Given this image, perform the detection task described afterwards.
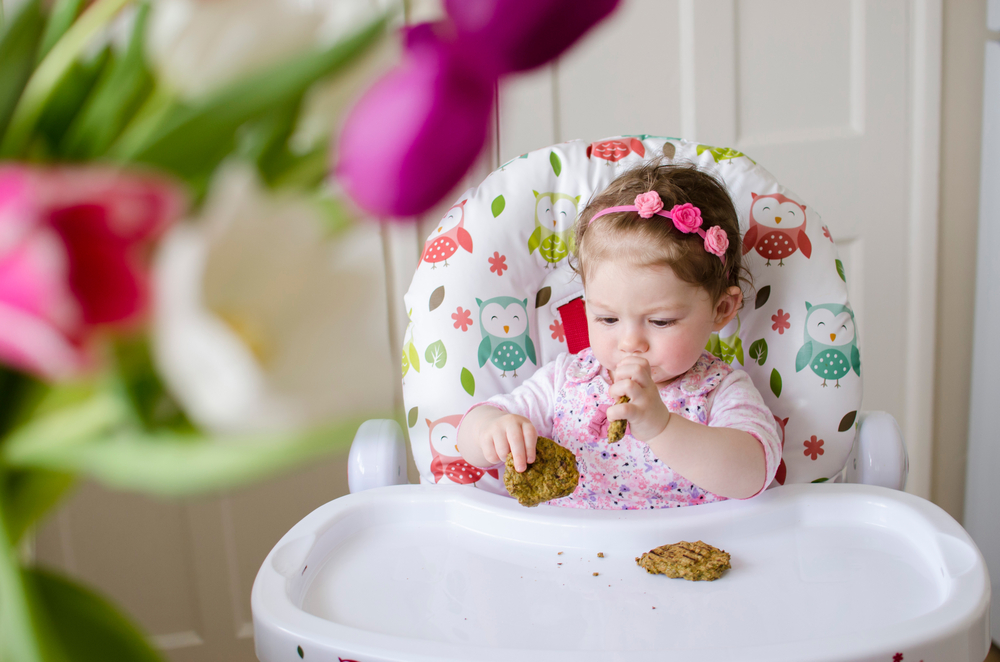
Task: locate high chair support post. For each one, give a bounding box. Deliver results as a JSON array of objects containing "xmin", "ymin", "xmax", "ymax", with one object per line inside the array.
[
  {"xmin": 845, "ymin": 411, "xmax": 908, "ymax": 490},
  {"xmin": 347, "ymin": 419, "xmax": 407, "ymax": 494}
]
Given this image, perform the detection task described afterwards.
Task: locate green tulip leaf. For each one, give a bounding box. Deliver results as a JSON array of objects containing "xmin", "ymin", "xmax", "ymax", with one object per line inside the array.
[
  {"xmin": 31, "ymin": 568, "xmax": 165, "ymax": 661},
  {"xmin": 429, "ymin": 285, "xmax": 445, "ymax": 311},
  {"xmin": 755, "ymin": 285, "xmax": 770, "ymax": 310},
  {"xmin": 836, "ymin": 259, "xmax": 846, "ymax": 282},
  {"xmin": 838, "ymin": 410, "xmax": 858, "ymax": 432},
  {"xmin": 0, "ymin": 0, "xmax": 45, "ymax": 141},
  {"xmin": 748, "ymin": 338, "xmax": 768, "ymax": 366},
  {"xmin": 407, "ymin": 407, "xmax": 418, "ymax": 428}
]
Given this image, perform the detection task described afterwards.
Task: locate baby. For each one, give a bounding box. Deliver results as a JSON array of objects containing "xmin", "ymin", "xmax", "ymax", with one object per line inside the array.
[{"xmin": 456, "ymin": 161, "xmax": 782, "ymax": 508}]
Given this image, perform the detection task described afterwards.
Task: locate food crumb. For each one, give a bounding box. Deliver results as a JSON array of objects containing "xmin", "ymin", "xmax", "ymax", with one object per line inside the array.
[
  {"xmin": 558, "ymin": 551, "xmax": 563, "ymax": 555},
  {"xmin": 593, "ymin": 572, "xmax": 599, "ymax": 576},
  {"xmin": 597, "ymin": 552, "xmax": 604, "ymax": 558},
  {"xmin": 557, "ymin": 563, "xmax": 562, "ymax": 566},
  {"xmin": 652, "ymin": 607, "xmax": 656, "ymax": 610}
]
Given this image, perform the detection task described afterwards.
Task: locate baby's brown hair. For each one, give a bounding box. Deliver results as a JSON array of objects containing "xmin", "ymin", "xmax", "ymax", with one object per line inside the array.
[{"xmin": 572, "ymin": 160, "xmax": 751, "ymax": 304}]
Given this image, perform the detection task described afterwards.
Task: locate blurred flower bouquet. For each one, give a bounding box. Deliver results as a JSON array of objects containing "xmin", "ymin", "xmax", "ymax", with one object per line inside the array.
[{"xmin": 0, "ymin": 0, "xmax": 394, "ymax": 659}]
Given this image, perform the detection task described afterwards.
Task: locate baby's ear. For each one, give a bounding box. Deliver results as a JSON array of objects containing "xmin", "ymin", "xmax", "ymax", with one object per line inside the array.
[{"xmin": 714, "ymin": 286, "xmax": 743, "ymax": 327}]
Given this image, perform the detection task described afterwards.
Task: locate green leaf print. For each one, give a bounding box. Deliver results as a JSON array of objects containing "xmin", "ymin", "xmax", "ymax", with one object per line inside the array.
[
  {"xmin": 549, "ymin": 151, "xmax": 562, "ymax": 176},
  {"xmin": 770, "ymin": 368, "xmax": 782, "ymax": 398},
  {"xmin": 407, "ymin": 407, "xmax": 418, "ymax": 428},
  {"xmin": 836, "ymin": 259, "xmax": 846, "ymax": 282},
  {"xmin": 407, "ymin": 341, "xmax": 420, "ymax": 373},
  {"xmin": 425, "ymin": 340, "xmax": 447, "ymax": 368},
  {"xmin": 749, "ymin": 338, "xmax": 768, "ymax": 366},
  {"xmin": 461, "ymin": 367, "xmax": 476, "ymax": 396},
  {"xmin": 811, "ymin": 477, "xmax": 829, "ymax": 483},
  {"xmin": 492, "ymin": 195, "xmax": 505, "ymax": 218}
]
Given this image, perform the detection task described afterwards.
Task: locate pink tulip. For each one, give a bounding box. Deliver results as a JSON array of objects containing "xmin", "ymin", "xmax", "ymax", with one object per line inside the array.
[
  {"xmin": 0, "ymin": 166, "xmax": 184, "ymax": 380},
  {"xmin": 336, "ymin": 24, "xmax": 494, "ymax": 218},
  {"xmin": 444, "ymin": 0, "xmax": 621, "ymax": 75}
]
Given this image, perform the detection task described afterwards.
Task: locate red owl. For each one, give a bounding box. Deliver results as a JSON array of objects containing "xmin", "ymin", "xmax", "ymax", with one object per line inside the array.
[
  {"xmin": 743, "ymin": 192, "xmax": 812, "ymax": 266},
  {"xmin": 419, "ymin": 199, "xmax": 473, "ymax": 268},
  {"xmin": 772, "ymin": 415, "xmax": 789, "ymax": 486},
  {"xmin": 586, "ymin": 138, "xmax": 645, "ymax": 163},
  {"xmin": 427, "ymin": 415, "xmax": 499, "ymax": 484}
]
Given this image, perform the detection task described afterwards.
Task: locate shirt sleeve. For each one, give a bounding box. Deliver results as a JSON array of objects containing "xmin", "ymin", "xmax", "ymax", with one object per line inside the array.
[
  {"xmin": 705, "ymin": 370, "xmax": 782, "ymax": 498},
  {"xmin": 458, "ymin": 352, "xmax": 571, "ymax": 440}
]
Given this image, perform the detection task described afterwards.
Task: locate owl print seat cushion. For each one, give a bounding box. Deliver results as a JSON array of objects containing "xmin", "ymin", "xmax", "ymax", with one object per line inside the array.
[{"xmin": 402, "ymin": 136, "xmax": 861, "ymax": 494}]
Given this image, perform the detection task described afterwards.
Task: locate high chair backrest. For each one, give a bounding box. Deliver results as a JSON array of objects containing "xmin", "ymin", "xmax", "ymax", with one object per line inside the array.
[{"xmin": 402, "ymin": 137, "xmax": 861, "ymax": 494}]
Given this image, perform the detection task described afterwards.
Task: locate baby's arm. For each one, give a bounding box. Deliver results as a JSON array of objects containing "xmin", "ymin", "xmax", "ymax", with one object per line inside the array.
[
  {"xmin": 456, "ymin": 355, "xmax": 563, "ymax": 473},
  {"xmin": 609, "ymin": 358, "xmax": 772, "ymax": 499}
]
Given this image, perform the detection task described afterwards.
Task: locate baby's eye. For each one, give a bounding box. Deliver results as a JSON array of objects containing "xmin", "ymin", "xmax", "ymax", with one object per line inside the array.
[
  {"xmin": 650, "ymin": 319, "xmax": 676, "ymax": 328},
  {"xmin": 594, "ymin": 316, "xmax": 618, "ymax": 325}
]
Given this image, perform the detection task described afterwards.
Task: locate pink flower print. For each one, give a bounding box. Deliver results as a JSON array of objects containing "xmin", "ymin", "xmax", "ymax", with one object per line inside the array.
[
  {"xmin": 771, "ymin": 309, "xmax": 790, "ymax": 334},
  {"xmin": 822, "ymin": 225, "xmax": 833, "ymax": 242},
  {"xmin": 452, "ymin": 306, "xmax": 472, "ymax": 331},
  {"xmin": 892, "ymin": 655, "xmax": 903, "ymax": 662},
  {"xmin": 804, "ymin": 435, "xmax": 824, "ymax": 460},
  {"xmin": 488, "ymin": 251, "xmax": 507, "ymax": 276},
  {"xmin": 588, "ymin": 403, "xmax": 611, "ymax": 439},
  {"xmin": 550, "ymin": 318, "xmax": 565, "ymax": 342}
]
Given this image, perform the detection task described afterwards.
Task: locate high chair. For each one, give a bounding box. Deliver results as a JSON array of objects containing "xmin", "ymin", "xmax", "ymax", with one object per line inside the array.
[{"xmin": 252, "ymin": 137, "xmax": 991, "ymax": 662}]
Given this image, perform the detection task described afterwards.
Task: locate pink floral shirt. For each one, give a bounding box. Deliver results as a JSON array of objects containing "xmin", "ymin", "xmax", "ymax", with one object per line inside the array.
[{"xmin": 470, "ymin": 349, "xmax": 781, "ymax": 509}]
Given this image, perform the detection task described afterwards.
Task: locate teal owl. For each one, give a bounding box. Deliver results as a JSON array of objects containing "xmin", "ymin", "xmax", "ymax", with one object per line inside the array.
[
  {"xmin": 527, "ymin": 190, "xmax": 580, "ymax": 268},
  {"xmin": 477, "ymin": 296, "xmax": 536, "ymax": 377},
  {"xmin": 795, "ymin": 302, "xmax": 861, "ymax": 388}
]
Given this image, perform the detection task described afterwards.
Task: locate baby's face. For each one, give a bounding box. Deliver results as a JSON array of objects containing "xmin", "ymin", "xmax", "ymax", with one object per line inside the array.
[{"xmin": 585, "ymin": 260, "xmax": 730, "ymax": 385}]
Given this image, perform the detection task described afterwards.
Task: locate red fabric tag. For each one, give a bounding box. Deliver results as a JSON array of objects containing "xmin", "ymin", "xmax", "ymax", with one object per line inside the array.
[{"xmin": 558, "ymin": 297, "xmax": 590, "ymax": 354}]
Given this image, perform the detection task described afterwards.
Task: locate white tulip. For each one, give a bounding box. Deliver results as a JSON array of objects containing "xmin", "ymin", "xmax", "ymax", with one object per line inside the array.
[
  {"xmin": 152, "ymin": 164, "xmax": 395, "ymax": 434},
  {"xmin": 146, "ymin": 0, "xmax": 398, "ymax": 99}
]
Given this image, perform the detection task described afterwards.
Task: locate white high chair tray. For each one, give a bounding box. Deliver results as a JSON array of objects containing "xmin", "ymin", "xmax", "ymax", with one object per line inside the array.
[{"xmin": 252, "ymin": 483, "xmax": 990, "ymax": 662}]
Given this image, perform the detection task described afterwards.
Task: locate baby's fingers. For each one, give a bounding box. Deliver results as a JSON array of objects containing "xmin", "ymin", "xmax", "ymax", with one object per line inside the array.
[
  {"xmin": 506, "ymin": 420, "xmax": 530, "ymax": 473},
  {"xmin": 484, "ymin": 434, "xmax": 509, "ymax": 465},
  {"xmin": 522, "ymin": 421, "xmax": 537, "ymax": 465}
]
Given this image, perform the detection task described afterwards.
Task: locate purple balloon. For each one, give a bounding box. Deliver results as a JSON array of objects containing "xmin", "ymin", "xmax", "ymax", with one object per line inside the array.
[
  {"xmin": 335, "ymin": 25, "xmax": 494, "ymax": 218},
  {"xmin": 445, "ymin": 0, "xmax": 621, "ymax": 74}
]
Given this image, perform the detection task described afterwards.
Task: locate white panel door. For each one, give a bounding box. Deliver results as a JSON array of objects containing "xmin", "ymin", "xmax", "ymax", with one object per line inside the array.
[{"xmin": 499, "ymin": 0, "xmax": 941, "ymax": 497}]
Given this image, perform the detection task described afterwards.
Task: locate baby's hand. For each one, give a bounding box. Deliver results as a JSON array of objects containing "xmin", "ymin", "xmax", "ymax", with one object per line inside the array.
[
  {"xmin": 480, "ymin": 413, "xmax": 537, "ymax": 473},
  {"xmin": 608, "ymin": 356, "xmax": 671, "ymax": 442}
]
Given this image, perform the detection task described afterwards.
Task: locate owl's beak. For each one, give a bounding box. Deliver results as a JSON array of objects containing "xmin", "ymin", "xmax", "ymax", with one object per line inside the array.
[
  {"xmin": 774, "ymin": 216, "xmax": 782, "ymax": 224},
  {"xmin": 830, "ymin": 333, "xmax": 837, "ymax": 341},
  {"xmin": 455, "ymin": 445, "xmax": 459, "ymax": 452},
  {"xmin": 504, "ymin": 325, "xmax": 510, "ymax": 334},
  {"xmin": 437, "ymin": 226, "xmax": 442, "ymax": 232},
  {"xmin": 552, "ymin": 220, "xmax": 557, "ymax": 227}
]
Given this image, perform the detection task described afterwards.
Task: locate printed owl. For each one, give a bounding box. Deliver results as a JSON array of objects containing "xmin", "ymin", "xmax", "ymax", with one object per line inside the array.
[
  {"xmin": 586, "ymin": 138, "xmax": 645, "ymax": 163},
  {"xmin": 527, "ymin": 191, "xmax": 580, "ymax": 268},
  {"xmin": 477, "ymin": 296, "xmax": 536, "ymax": 377},
  {"xmin": 743, "ymin": 193, "xmax": 812, "ymax": 266},
  {"xmin": 795, "ymin": 302, "xmax": 861, "ymax": 388},
  {"xmin": 419, "ymin": 200, "xmax": 473, "ymax": 268},
  {"xmin": 427, "ymin": 415, "xmax": 498, "ymax": 484}
]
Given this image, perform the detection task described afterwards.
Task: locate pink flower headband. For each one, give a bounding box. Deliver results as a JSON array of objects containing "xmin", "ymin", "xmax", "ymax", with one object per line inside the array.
[{"xmin": 589, "ymin": 191, "xmax": 729, "ymax": 259}]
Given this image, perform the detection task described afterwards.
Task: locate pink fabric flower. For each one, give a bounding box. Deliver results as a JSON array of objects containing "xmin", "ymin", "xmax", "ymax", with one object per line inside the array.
[
  {"xmin": 452, "ymin": 306, "xmax": 472, "ymax": 331},
  {"xmin": 550, "ymin": 319, "xmax": 564, "ymax": 342},
  {"xmin": 804, "ymin": 435, "xmax": 824, "ymax": 460},
  {"xmin": 488, "ymin": 251, "xmax": 507, "ymax": 276},
  {"xmin": 771, "ymin": 309, "xmax": 790, "ymax": 334},
  {"xmin": 0, "ymin": 166, "xmax": 183, "ymax": 380},
  {"xmin": 669, "ymin": 203, "xmax": 702, "ymax": 233},
  {"xmin": 703, "ymin": 225, "xmax": 729, "ymax": 256},
  {"xmin": 633, "ymin": 191, "xmax": 663, "ymax": 218},
  {"xmin": 822, "ymin": 225, "xmax": 833, "ymax": 242}
]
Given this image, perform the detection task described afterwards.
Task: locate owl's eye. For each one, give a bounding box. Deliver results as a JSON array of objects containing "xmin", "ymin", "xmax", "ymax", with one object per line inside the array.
[
  {"xmin": 817, "ymin": 322, "xmax": 826, "ymax": 326},
  {"xmin": 560, "ymin": 211, "xmax": 567, "ymax": 216},
  {"xmin": 513, "ymin": 315, "xmax": 519, "ymax": 321},
  {"xmin": 439, "ymin": 435, "xmax": 450, "ymax": 442},
  {"xmin": 491, "ymin": 316, "xmax": 498, "ymax": 321},
  {"xmin": 762, "ymin": 206, "xmax": 770, "ymax": 211},
  {"xmin": 841, "ymin": 324, "xmax": 847, "ymax": 330},
  {"xmin": 787, "ymin": 210, "xmax": 796, "ymax": 216},
  {"xmin": 545, "ymin": 208, "xmax": 551, "ymax": 213}
]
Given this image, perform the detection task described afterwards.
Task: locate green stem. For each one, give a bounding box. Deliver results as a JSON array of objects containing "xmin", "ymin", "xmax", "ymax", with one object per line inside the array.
[
  {"xmin": 0, "ymin": 0, "xmax": 133, "ymax": 157},
  {"xmin": 0, "ymin": 479, "xmax": 46, "ymax": 662}
]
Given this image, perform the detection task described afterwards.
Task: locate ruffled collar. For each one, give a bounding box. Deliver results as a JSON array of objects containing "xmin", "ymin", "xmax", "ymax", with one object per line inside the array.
[{"xmin": 567, "ymin": 347, "xmax": 732, "ymax": 397}]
